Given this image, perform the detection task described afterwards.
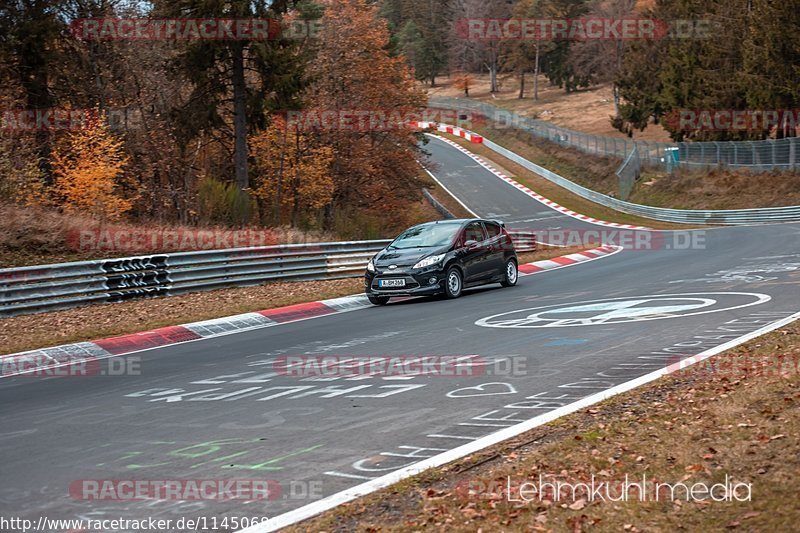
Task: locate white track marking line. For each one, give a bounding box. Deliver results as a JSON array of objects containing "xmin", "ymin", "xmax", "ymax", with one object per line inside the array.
[
  {"xmin": 238, "ymin": 309, "xmax": 800, "ymax": 533},
  {"xmin": 421, "ymin": 167, "xmax": 479, "ymax": 218}
]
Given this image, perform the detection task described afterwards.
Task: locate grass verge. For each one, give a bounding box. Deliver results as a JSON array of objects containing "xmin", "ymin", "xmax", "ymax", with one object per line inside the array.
[
  {"xmin": 0, "ymin": 197, "xmax": 444, "ymax": 269},
  {"xmin": 288, "ymin": 317, "xmax": 800, "ymax": 532}
]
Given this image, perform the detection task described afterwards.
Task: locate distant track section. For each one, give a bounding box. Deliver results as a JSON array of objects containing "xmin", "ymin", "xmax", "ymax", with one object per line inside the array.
[{"xmin": 428, "ymin": 120, "xmax": 800, "ymax": 225}]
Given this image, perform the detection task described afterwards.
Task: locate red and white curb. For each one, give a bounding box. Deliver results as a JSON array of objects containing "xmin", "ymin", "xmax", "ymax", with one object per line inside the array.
[
  {"xmin": 0, "ymin": 247, "xmax": 619, "ymax": 378},
  {"xmin": 431, "ymin": 133, "xmax": 650, "ymax": 230},
  {"xmin": 412, "ymin": 121, "xmax": 484, "ymax": 143},
  {"xmin": 518, "ymin": 244, "xmax": 621, "ymax": 275},
  {"xmin": 0, "ymin": 295, "xmax": 371, "ymax": 379}
]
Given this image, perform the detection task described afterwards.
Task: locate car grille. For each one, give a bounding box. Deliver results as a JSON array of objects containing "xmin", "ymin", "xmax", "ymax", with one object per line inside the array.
[{"xmin": 371, "ymin": 275, "xmax": 420, "ymax": 291}]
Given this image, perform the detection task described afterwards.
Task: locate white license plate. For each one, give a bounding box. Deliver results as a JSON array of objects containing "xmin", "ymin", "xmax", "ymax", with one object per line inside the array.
[{"xmin": 379, "ymin": 279, "xmax": 406, "ymax": 288}]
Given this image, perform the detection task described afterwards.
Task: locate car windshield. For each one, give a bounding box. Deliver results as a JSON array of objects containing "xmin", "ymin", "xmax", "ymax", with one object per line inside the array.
[{"xmin": 389, "ymin": 223, "xmax": 461, "ymax": 249}]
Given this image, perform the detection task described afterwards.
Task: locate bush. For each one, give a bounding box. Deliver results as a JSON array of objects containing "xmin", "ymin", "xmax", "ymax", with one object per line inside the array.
[{"xmin": 197, "ymin": 178, "xmax": 255, "ymax": 227}]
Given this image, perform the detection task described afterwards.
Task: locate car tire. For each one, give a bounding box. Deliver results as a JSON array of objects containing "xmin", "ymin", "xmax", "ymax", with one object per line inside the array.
[
  {"xmin": 368, "ymin": 295, "xmax": 390, "ymax": 306},
  {"xmin": 500, "ymin": 258, "xmax": 518, "ymax": 287},
  {"xmin": 444, "ymin": 267, "xmax": 463, "ymax": 299}
]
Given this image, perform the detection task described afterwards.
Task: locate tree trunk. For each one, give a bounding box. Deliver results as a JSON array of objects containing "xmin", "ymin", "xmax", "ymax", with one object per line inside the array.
[
  {"xmin": 22, "ymin": 60, "xmax": 54, "ymax": 185},
  {"xmin": 291, "ymin": 181, "xmax": 300, "ymax": 227},
  {"xmin": 518, "ymin": 71, "xmax": 525, "ymax": 99},
  {"xmin": 613, "ymin": 84, "xmax": 621, "ymax": 118},
  {"xmin": 231, "ymin": 42, "xmax": 249, "ymax": 192},
  {"xmin": 489, "ymin": 45, "xmax": 499, "ymax": 93},
  {"xmin": 274, "ymin": 126, "xmax": 288, "ymax": 224},
  {"xmin": 533, "ymin": 43, "xmax": 540, "ymax": 101}
]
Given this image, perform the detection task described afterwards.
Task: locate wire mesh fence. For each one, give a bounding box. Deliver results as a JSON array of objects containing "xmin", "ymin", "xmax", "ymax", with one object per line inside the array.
[
  {"xmin": 430, "ymin": 97, "xmax": 800, "ymax": 172},
  {"xmin": 616, "ymin": 145, "xmax": 640, "ymax": 200}
]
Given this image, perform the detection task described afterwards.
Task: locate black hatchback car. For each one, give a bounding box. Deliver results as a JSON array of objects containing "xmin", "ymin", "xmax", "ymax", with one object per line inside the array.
[{"xmin": 365, "ymin": 219, "xmax": 519, "ymax": 305}]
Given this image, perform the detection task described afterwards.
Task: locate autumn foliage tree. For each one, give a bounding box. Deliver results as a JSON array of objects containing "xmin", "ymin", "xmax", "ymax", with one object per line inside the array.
[
  {"xmin": 452, "ymin": 73, "xmax": 474, "ymax": 97},
  {"xmin": 52, "ymin": 111, "xmax": 134, "ymax": 219},
  {"xmin": 250, "ymin": 116, "xmax": 334, "ymax": 227},
  {"xmin": 308, "ymin": 0, "xmax": 428, "ymax": 231}
]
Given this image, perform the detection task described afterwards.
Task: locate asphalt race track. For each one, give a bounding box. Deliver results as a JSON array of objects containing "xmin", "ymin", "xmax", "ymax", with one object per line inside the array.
[{"xmin": 2, "ymin": 135, "xmax": 799, "ymax": 527}]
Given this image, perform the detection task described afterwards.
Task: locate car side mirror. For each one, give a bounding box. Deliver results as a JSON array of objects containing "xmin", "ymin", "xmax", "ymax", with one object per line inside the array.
[{"xmin": 464, "ymin": 239, "xmax": 479, "ymax": 249}]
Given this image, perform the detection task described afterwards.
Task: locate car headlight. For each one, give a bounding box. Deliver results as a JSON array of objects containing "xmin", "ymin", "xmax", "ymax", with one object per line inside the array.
[
  {"xmin": 367, "ymin": 258, "xmax": 376, "ymax": 273},
  {"xmin": 413, "ymin": 253, "xmax": 445, "ymax": 270}
]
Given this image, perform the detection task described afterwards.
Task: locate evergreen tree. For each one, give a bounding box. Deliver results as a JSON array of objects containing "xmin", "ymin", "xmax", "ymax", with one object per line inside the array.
[
  {"xmin": 155, "ymin": 0, "xmax": 311, "ymax": 198},
  {"xmin": 743, "ymin": 0, "xmax": 800, "ymax": 138},
  {"xmin": 541, "ymin": 0, "xmax": 591, "ymax": 93}
]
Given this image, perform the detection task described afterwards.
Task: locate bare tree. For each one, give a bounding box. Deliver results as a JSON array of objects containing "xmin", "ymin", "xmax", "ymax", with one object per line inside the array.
[
  {"xmin": 568, "ymin": 0, "xmax": 637, "ymax": 117},
  {"xmin": 448, "ymin": 0, "xmax": 512, "ymax": 93}
]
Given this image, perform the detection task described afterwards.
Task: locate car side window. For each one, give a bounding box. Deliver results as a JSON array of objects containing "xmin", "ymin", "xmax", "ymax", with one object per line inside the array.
[
  {"xmin": 484, "ymin": 222, "xmax": 502, "ymax": 239},
  {"xmin": 464, "ymin": 222, "xmax": 485, "ymax": 243}
]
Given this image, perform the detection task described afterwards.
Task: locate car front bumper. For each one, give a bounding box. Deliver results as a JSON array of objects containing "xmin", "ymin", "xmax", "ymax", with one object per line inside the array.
[{"xmin": 365, "ymin": 267, "xmax": 445, "ymax": 297}]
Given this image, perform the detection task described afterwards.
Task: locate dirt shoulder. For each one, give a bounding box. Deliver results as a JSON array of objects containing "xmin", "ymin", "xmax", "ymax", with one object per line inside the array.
[
  {"xmin": 289, "ymin": 317, "xmax": 800, "ymax": 532},
  {"xmin": 0, "ymin": 204, "xmax": 341, "ymax": 268},
  {"xmin": 425, "ymin": 76, "xmax": 672, "ymax": 143},
  {"xmin": 0, "ymin": 196, "xmax": 443, "ymax": 269},
  {"xmin": 0, "ymin": 278, "xmax": 362, "ymax": 355}
]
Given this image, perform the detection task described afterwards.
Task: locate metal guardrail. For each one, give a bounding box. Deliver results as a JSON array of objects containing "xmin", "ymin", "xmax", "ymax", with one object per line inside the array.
[
  {"xmin": 509, "ymin": 232, "xmax": 537, "ymax": 252},
  {"xmin": 480, "ymin": 137, "xmax": 800, "ymax": 224},
  {"xmin": 0, "ymin": 241, "xmax": 389, "ymax": 317},
  {"xmin": 430, "ymin": 96, "xmax": 800, "ymax": 171},
  {"xmin": 421, "ymin": 188, "xmax": 455, "ymax": 219},
  {"xmin": 0, "ymin": 232, "xmax": 537, "ymax": 317}
]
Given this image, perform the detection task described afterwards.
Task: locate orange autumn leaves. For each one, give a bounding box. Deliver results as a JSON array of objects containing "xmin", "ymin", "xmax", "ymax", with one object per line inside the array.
[
  {"xmin": 40, "ymin": 0, "xmax": 426, "ymax": 230},
  {"xmin": 250, "ymin": 117, "xmax": 335, "ymax": 221},
  {"xmin": 251, "ymin": 0, "xmax": 428, "ymax": 227},
  {"xmin": 52, "ymin": 110, "xmax": 134, "ymax": 219}
]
